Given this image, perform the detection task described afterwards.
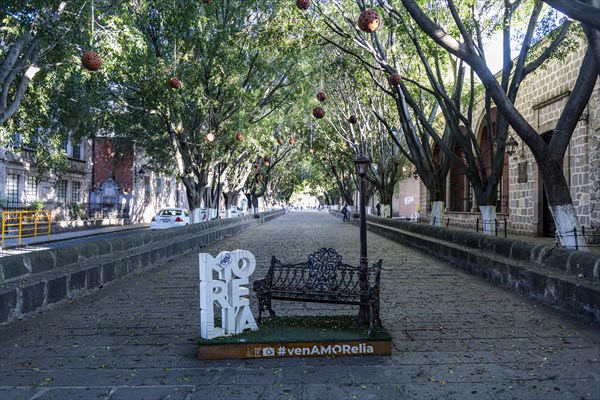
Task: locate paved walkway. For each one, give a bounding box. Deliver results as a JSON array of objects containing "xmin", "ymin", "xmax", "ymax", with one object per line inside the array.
[{"xmin": 0, "ymin": 212, "xmax": 598, "ymax": 400}]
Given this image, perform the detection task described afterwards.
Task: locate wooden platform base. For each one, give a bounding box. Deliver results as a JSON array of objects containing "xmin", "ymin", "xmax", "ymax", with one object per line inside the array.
[{"xmin": 197, "ymin": 339, "xmax": 392, "ymax": 360}]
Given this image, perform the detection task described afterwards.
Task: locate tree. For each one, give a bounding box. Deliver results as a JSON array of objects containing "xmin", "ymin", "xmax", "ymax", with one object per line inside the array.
[
  {"xmin": 542, "ymin": 0, "xmax": 600, "ymax": 30},
  {"xmin": 322, "ymin": 59, "xmax": 405, "ymax": 217},
  {"xmin": 1, "ymin": 1, "xmax": 73, "ymax": 126},
  {"xmin": 399, "ymin": 0, "xmax": 597, "ymax": 250},
  {"xmin": 310, "ymin": 0, "xmax": 460, "ymax": 226},
  {"xmin": 94, "ymin": 0, "xmax": 308, "ymax": 210}
]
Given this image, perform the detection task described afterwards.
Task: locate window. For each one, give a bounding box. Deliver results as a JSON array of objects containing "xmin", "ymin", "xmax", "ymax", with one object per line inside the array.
[
  {"xmin": 144, "ymin": 177, "xmax": 151, "ymax": 202},
  {"xmin": 10, "ymin": 133, "xmax": 22, "ymax": 147},
  {"xmin": 56, "ymin": 180, "xmax": 67, "ymax": 203},
  {"xmin": 6, "ymin": 174, "xmax": 20, "ymax": 207},
  {"xmin": 156, "ymin": 178, "xmax": 162, "ymax": 194},
  {"xmin": 71, "ymin": 181, "xmax": 81, "ymax": 203},
  {"xmin": 72, "ymin": 140, "xmax": 82, "ymax": 160},
  {"xmin": 61, "ymin": 140, "xmax": 69, "ymax": 154},
  {"xmin": 26, "ymin": 176, "xmax": 38, "ymax": 202}
]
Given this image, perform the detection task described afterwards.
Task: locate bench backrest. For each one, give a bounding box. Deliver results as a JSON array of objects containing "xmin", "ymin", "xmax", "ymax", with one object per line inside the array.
[{"xmin": 266, "ymin": 248, "xmax": 379, "ymax": 295}]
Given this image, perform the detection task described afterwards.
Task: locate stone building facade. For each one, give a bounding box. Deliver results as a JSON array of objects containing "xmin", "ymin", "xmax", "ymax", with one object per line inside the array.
[
  {"xmin": 418, "ymin": 42, "xmax": 599, "ymax": 239},
  {"xmin": 0, "ymin": 137, "xmax": 93, "ymax": 219},
  {"xmin": 0, "ymin": 136, "xmax": 187, "ymax": 225}
]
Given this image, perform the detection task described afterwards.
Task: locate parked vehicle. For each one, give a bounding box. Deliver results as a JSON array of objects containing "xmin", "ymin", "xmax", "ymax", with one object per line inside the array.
[{"xmin": 150, "ymin": 208, "xmax": 190, "ymax": 230}]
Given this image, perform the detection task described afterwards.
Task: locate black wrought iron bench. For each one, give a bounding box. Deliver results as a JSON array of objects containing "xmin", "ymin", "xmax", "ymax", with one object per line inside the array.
[{"xmin": 252, "ymin": 248, "xmax": 382, "ymax": 335}]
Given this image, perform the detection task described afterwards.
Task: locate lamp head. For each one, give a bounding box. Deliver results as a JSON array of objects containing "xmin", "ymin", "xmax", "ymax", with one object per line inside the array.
[
  {"xmin": 506, "ymin": 135, "xmax": 518, "ymax": 156},
  {"xmin": 354, "ymin": 155, "xmax": 371, "ymax": 178}
]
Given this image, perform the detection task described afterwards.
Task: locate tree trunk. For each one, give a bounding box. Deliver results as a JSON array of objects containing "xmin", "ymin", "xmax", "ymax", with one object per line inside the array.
[
  {"xmin": 430, "ymin": 201, "xmax": 444, "ymax": 227},
  {"xmin": 540, "ymin": 160, "xmax": 589, "ymax": 250},
  {"xmin": 479, "ymin": 205, "xmax": 497, "ymax": 236},
  {"xmin": 383, "ymin": 205, "xmax": 392, "ymax": 218}
]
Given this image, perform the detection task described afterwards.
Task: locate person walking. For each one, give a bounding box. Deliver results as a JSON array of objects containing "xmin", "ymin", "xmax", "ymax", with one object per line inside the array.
[
  {"xmin": 376, "ymin": 203, "xmax": 381, "ymax": 216},
  {"xmin": 341, "ymin": 205, "xmax": 348, "ymax": 222}
]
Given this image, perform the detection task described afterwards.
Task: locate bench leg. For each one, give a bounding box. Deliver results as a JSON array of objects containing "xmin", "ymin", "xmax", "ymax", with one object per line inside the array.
[
  {"xmin": 257, "ymin": 297, "xmax": 275, "ymax": 325},
  {"xmin": 367, "ymin": 302, "xmax": 380, "ymax": 338}
]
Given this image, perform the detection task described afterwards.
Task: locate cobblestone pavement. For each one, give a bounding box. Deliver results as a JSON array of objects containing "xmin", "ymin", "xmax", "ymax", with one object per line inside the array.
[{"xmin": 1, "ymin": 211, "xmax": 599, "ymax": 400}]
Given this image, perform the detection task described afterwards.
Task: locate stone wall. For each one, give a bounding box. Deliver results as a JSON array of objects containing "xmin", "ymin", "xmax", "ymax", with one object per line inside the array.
[
  {"xmin": 0, "ymin": 210, "xmax": 285, "ymax": 325},
  {"xmin": 333, "ymin": 211, "xmax": 600, "ymax": 322}
]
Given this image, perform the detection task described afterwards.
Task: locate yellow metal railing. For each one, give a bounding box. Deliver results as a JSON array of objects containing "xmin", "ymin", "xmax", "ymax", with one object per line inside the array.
[{"xmin": 1, "ymin": 210, "xmax": 52, "ymax": 247}]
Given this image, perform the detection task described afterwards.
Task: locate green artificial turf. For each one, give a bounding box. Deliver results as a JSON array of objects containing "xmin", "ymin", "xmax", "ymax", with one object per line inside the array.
[{"xmin": 198, "ymin": 315, "xmax": 391, "ymax": 345}]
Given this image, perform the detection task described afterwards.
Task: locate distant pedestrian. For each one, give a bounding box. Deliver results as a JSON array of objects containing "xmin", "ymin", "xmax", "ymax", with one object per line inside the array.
[
  {"xmin": 341, "ymin": 205, "xmax": 348, "ymax": 222},
  {"xmin": 376, "ymin": 203, "xmax": 381, "ymax": 216}
]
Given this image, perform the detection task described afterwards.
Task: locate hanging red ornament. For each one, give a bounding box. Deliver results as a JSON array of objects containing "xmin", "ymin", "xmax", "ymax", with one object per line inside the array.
[
  {"xmin": 289, "ymin": 137, "xmax": 295, "ymax": 145},
  {"xmin": 316, "ymin": 91, "xmax": 326, "ymax": 102},
  {"xmin": 388, "ymin": 73, "xmax": 402, "ymax": 86},
  {"xmin": 81, "ymin": 51, "xmax": 102, "ymax": 71},
  {"xmin": 358, "ymin": 10, "xmax": 381, "ymax": 33},
  {"xmin": 169, "ymin": 77, "xmax": 182, "ymax": 89},
  {"xmin": 313, "ymin": 106, "xmax": 325, "ymax": 119},
  {"xmin": 277, "ymin": 137, "xmax": 284, "ymax": 145},
  {"xmin": 236, "ymin": 133, "xmax": 244, "ymax": 141},
  {"xmin": 349, "ymin": 115, "xmax": 358, "ymax": 124},
  {"xmin": 254, "ymin": 163, "xmax": 260, "ymax": 169},
  {"xmin": 296, "ymin": 0, "xmax": 310, "ymax": 10}
]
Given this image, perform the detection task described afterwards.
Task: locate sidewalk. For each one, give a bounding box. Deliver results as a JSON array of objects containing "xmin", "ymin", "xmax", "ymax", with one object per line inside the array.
[{"xmin": 0, "ymin": 211, "xmax": 598, "ymax": 399}]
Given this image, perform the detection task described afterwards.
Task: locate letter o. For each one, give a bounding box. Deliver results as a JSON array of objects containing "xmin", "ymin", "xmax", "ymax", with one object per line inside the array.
[{"xmin": 231, "ymin": 250, "xmax": 256, "ymax": 278}]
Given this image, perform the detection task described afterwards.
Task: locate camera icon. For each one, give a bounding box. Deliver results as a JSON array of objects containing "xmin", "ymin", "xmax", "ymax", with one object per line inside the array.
[{"xmin": 262, "ymin": 347, "xmax": 275, "ymax": 357}]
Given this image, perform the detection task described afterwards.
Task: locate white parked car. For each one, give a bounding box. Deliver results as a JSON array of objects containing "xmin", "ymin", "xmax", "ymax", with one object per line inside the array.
[{"xmin": 150, "ymin": 208, "xmax": 190, "ymax": 230}]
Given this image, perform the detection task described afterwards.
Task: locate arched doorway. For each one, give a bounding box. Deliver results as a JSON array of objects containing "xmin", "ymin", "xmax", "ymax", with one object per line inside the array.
[
  {"xmin": 478, "ymin": 109, "xmax": 509, "ymax": 213},
  {"xmin": 448, "ymin": 144, "xmax": 471, "ymax": 212}
]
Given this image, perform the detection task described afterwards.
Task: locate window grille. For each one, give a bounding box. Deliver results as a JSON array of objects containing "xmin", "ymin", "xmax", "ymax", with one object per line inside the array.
[
  {"xmin": 144, "ymin": 177, "xmax": 151, "ymax": 201},
  {"xmin": 26, "ymin": 176, "xmax": 38, "ymax": 201},
  {"xmin": 72, "ymin": 181, "xmax": 81, "ymax": 203},
  {"xmin": 6, "ymin": 174, "xmax": 20, "ymax": 207},
  {"xmin": 57, "ymin": 180, "xmax": 67, "ymax": 203},
  {"xmin": 72, "ymin": 140, "xmax": 82, "ymax": 159}
]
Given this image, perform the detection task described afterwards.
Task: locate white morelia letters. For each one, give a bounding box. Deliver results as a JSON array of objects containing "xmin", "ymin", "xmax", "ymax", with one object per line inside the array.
[{"xmin": 199, "ymin": 250, "xmax": 258, "ymax": 339}]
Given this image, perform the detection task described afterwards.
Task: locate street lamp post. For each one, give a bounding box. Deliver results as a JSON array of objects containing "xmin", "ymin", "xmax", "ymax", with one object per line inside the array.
[{"xmin": 354, "ymin": 155, "xmax": 371, "ymax": 325}]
